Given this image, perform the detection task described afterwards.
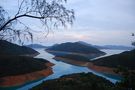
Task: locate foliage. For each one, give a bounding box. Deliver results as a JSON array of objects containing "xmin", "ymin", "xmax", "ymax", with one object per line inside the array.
[
  {"xmin": 0, "ymin": 55, "xmax": 49, "ymax": 77},
  {"xmin": 31, "ymin": 72, "xmax": 135, "ymax": 90},
  {"xmin": 114, "ymin": 67, "xmax": 135, "ymax": 90},
  {"xmin": 93, "ymin": 49, "xmax": 135, "ymax": 70},
  {"xmin": 31, "ymin": 73, "xmax": 114, "ymax": 90},
  {"xmin": 47, "ymin": 42, "xmax": 105, "ymax": 54}
]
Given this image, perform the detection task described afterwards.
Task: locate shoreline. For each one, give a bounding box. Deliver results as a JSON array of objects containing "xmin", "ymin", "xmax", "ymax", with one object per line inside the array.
[
  {"xmin": 0, "ymin": 62, "xmax": 54, "ymax": 87},
  {"xmin": 54, "ymin": 56, "xmax": 117, "ymax": 75}
]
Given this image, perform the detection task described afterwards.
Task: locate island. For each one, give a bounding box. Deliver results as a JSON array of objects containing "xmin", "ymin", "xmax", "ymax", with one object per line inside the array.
[{"xmin": 46, "ymin": 42, "xmax": 106, "ymax": 59}]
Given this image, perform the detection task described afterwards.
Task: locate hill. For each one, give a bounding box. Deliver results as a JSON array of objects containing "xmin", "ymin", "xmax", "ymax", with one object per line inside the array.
[
  {"xmin": 0, "ymin": 55, "xmax": 54, "ymax": 87},
  {"xmin": 0, "ymin": 40, "xmax": 54, "ymax": 87},
  {"xmin": 0, "ymin": 56, "xmax": 49, "ymax": 77},
  {"xmin": 46, "ymin": 42, "xmax": 105, "ymax": 55},
  {"xmin": 25, "ymin": 44, "xmax": 47, "ymax": 48},
  {"xmin": 31, "ymin": 73, "xmax": 114, "ymax": 90},
  {"xmin": 0, "ymin": 40, "xmax": 39, "ymax": 56},
  {"xmin": 78, "ymin": 41, "xmax": 134, "ymax": 50},
  {"xmin": 94, "ymin": 45, "xmax": 134, "ymax": 50},
  {"xmin": 92, "ymin": 49, "xmax": 135, "ymax": 70}
]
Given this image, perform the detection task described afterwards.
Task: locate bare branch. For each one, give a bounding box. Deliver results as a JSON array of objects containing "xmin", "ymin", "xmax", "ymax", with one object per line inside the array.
[{"xmin": 0, "ymin": 0, "xmax": 75, "ymax": 43}]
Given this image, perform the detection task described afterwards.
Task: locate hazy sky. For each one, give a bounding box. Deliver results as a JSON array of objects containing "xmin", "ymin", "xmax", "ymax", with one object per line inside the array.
[{"xmin": 1, "ymin": 0, "xmax": 135, "ymax": 46}]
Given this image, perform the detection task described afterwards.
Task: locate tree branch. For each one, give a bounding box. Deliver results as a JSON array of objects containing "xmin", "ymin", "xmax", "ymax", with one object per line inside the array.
[{"xmin": 0, "ymin": 14, "xmax": 48, "ymax": 31}]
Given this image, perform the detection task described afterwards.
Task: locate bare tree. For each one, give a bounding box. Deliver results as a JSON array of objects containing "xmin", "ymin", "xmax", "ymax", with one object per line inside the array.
[{"xmin": 0, "ymin": 0, "xmax": 74, "ymax": 44}]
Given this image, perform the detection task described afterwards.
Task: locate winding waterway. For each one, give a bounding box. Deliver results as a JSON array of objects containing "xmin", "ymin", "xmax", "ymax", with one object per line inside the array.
[{"xmin": 17, "ymin": 49, "xmax": 125, "ymax": 90}]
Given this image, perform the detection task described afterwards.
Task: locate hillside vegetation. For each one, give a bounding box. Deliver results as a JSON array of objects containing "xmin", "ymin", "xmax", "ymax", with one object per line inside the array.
[
  {"xmin": 0, "ymin": 40, "xmax": 39, "ymax": 56},
  {"xmin": 0, "ymin": 56, "xmax": 49, "ymax": 77},
  {"xmin": 93, "ymin": 49, "xmax": 135, "ymax": 70},
  {"xmin": 31, "ymin": 73, "xmax": 114, "ymax": 90},
  {"xmin": 46, "ymin": 42, "xmax": 105, "ymax": 55}
]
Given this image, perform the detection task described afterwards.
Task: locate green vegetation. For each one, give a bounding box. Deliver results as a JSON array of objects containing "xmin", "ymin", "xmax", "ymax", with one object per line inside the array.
[
  {"xmin": 93, "ymin": 49, "xmax": 135, "ymax": 70},
  {"xmin": 31, "ymin": 73, "xmax": 114, "ymax": 90},
  {"xmin": 0, "ymin": 56, "xmax": 49, "ymax": 77}
]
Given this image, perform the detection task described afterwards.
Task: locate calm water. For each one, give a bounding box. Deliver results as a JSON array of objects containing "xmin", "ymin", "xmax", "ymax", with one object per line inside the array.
[
  {"xmin": 17, "ymin": 49, "xmax": 125, "ymax": 90},
  {"xmin": 92, "ymin": 49, "xmax": 126, "ymax": 60}
]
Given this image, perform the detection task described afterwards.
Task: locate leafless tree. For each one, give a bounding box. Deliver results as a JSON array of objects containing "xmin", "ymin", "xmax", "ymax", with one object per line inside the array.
[{"xmin": 0, "ymin": 0, "xmax": 74, "ymax": 44}]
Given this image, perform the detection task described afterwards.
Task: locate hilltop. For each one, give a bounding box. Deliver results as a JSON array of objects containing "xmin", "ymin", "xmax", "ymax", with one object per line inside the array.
[{"xmin": 46, "ymin": 42, "xmax": 105, "ymax": 56}]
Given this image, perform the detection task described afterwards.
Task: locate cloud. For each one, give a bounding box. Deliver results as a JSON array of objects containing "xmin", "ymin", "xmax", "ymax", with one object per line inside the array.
[
  {"xmin": 69, "ymin": 0, "xmax": 135, "ymax": 31},
  {"xmin": 0, "ymin": 0, "xmax": 134, "ymax": 45}
]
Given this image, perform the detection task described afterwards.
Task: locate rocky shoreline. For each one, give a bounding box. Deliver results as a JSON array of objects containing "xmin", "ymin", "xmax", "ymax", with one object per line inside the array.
[{"xmin": 0, "ymin": 62, "xmax": 54, "ymax": 87}]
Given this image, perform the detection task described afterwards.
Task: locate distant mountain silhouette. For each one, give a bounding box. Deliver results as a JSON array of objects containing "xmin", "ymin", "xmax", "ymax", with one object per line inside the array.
[
  {"xmin": 0, "ymin": 40, "xmax": 39, "ymax": 56},
  {"xmin": 77, "ymin": 41, "xmax": 134, "ymax": 50},
  {"xmin": 46, "ymin": 42, "xmax": 105, "ymax": 55},
  {"xmin": 94, "ymin": 45, "xmax": 134, "ymax": 50},
  {"xmin": 93, "ymin": 49, "xmax": 135, "ymax": 70},
  {"xmin": 77, "ymin": 41, "xmax": 93, "ymax": 46},
  {"xmin": 26, "ymin": 44, "xmax": 47, "ymax": 48}
]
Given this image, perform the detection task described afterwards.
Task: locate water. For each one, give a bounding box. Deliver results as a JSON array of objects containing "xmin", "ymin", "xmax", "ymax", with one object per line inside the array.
[
  {"xmin": 91, "ymin": 49, "xmax": 126, "ymax": 60},
  {"xmin": 17, "ymin": 49, "xmax": 125, "ymax": 90}
]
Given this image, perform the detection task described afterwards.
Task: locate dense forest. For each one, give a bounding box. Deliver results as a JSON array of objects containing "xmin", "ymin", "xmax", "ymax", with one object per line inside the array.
[
  {"xmin": 31, "ymin": 72, "xmax": 135, "ymax": 90},
  {"xmin": 93, "ymin": 49, "xmax": 135, "ymax": 70}
]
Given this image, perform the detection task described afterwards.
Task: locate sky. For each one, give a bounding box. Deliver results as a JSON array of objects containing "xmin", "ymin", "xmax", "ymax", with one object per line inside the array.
[{"xmin": 0, "ymin": 0, "xmax": 135, "ymax": 46}]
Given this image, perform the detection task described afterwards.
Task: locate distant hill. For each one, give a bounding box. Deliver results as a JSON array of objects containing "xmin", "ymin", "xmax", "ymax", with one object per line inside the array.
[
  {"xmin": 25, "ymin": 44, "xmax": 47, "ymax": 48},
  {"xmin": 0, "ymin": 40, "xmax": 39, "ymax": 56},
  {"xmin": 77, "ymin": 41, "xmax": 92, "ymax": 46},
  {"xmin": 92, "ymin": 49, "xmax": 135, "ymax": 70},
  {"xmin": 77, "ymin": 41, "xmax": 134, "ymax": 50},
  {"xmin": 46, "ymin": 42, "xmax": 105, "ymax": 55},
  {"xmin": 94, "ymin": 45, "xmax": 134, "ymax": 50}
]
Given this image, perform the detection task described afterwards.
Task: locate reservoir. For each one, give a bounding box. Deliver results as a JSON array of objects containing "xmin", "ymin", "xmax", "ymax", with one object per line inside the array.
[{"xmin": 17, "ymin": 49, "xmax": 125, "ymax": 90}]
